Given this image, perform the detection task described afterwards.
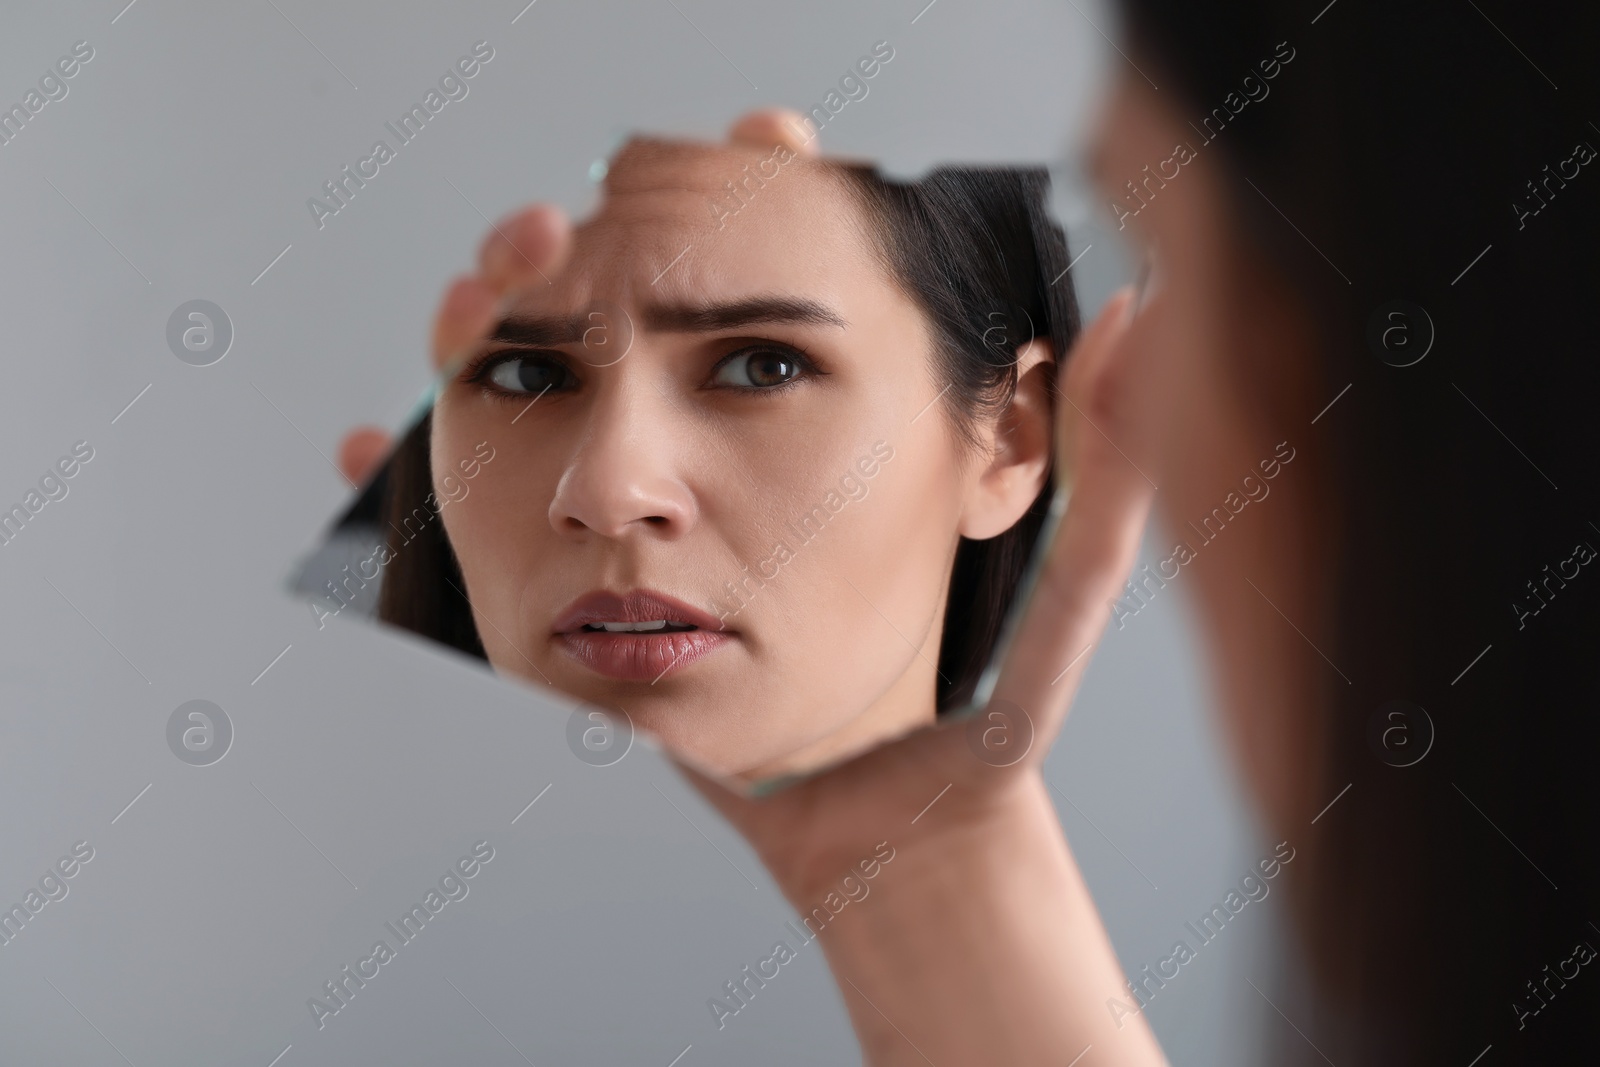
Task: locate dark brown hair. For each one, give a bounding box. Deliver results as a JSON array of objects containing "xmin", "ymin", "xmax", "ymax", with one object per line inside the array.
[
  {"xmin": 1116, "ymin": 1, "xmax": 1600, "ymax": 1061},
  {"xmin": 377, "ymin": 163, "xmax": 1082, "ymax": 714}
]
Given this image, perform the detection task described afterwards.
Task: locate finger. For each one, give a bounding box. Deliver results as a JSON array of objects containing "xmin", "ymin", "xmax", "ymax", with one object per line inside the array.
[
  {"xmin": 727, "ymin": 108, "xmax": 820, "ymax": 157},
  {"xmin": 337, "ymin": 426, "xmax": 393, "ymax": 486},
  {"xmin": 984, "ymin": 288, "xmax": 1153, "ymax": 750},
  {"xmin": 476, "ymin": 203, "xmax": 572, "ymax": 293},
  {"xmin": 431, "ymin": 274, "xmax": 500, "ymax": 373},
  {"xmin": 1057, "ymin": 286, "xmax": 1139, "ymax": 479}
]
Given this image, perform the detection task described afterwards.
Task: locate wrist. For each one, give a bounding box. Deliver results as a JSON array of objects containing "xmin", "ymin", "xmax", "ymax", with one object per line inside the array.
[
  {"xmin": 795, "ymin": 772, "xmax": 1166, "ymax": 1065},
  {"xmin": 769, "ymin": 766, "xmax": 1046, "ymax": 910}
]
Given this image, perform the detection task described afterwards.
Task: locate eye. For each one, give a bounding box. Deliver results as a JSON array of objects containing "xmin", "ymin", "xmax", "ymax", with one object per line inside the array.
[
  {"xmin": 470, "ymin": 353, "xmax": 576, "ymax": 397},
  {"xmin": 711, "ymin": 345, "xmax": 812, "ymax": 390}
]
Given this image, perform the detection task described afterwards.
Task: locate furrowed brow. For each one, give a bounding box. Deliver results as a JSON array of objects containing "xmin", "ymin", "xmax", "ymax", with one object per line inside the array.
[
  {"xmin": 641, "ymin": 296, "xmax": 847, "ymax": 332},
  {"xmin": 486, "ymin": 312, "xmax": 590, "ymax": 347},
  {"xmin": 485, "ymin": 297, "xmax": 847, "ymax": 347}
]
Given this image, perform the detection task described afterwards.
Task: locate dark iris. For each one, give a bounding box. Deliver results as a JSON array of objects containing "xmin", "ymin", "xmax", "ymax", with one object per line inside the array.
[
  {"xmin": 716, "ymin": 347, "xmax": 804, "ymax": 389},
  {"xmin": 486, "ymin": 355, "xmax": 574, "ymax": 395},
  {"xmin": 747, "ymin": 351, "xmax": 797, "ymax": 386}
]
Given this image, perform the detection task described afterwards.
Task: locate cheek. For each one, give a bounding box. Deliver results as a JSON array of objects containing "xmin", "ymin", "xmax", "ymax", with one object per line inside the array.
[
  {"xmin": 828, "ymin": 435, "xmax": 964, "ymax": 629},
  {"xmin": 720, "ymin": 404, "xmax": 962, "ymax": 653},
  {"xmin": 434, "ymin": 432, "xmax": 554, "ymax": 619}
]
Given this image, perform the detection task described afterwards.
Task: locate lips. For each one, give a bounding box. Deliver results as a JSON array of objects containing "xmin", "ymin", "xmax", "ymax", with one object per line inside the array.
[{"xmin": 552, "ymin": 589, "xmax": 734, "ymax": 683}]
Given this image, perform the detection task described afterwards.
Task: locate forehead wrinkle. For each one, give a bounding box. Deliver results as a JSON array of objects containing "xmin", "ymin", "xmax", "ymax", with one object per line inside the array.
[{"xmin": 500, "ymin": 152, "xmax": 893, "ymax": 332}]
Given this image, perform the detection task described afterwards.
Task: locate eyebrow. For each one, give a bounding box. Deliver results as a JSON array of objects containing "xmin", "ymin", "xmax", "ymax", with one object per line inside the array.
[
  {"xmin": 488, "ymin": 296, "xmax": 847, "ymax": 347},
  {"xmin": 642, "ymin": 296, "xmax": 847, "ymax": 333}
]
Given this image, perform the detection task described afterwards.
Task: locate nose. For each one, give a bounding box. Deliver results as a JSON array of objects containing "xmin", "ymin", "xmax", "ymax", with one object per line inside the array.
[{"xmin": 548, "ymin": 380, "xmax": 698, "ymax": 541}]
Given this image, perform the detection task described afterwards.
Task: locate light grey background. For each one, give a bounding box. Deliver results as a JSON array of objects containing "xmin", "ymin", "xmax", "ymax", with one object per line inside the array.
[{"xmin": 0, "ymin": 1, "xmax": 1287, "ymax": 1063}]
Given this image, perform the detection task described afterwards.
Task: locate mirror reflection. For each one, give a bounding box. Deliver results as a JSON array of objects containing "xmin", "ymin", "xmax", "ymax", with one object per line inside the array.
[{"xmin": 291, "ymin": 134, "xmax": 1082, "ymax": 788}]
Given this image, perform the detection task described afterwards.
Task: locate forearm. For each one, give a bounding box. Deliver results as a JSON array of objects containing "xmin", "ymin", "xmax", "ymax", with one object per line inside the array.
[{"xmin": 808, "ymin": 772, "xmax": 1168, "ymax": 1066}]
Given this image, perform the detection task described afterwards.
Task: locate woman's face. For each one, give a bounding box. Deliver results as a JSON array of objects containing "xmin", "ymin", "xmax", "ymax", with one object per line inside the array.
[{"xmin": 430, "ymin": 140, "xmax": 1031, "ymax": 781}]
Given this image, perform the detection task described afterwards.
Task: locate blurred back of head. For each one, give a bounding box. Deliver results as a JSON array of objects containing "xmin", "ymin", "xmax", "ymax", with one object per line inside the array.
[{"xmin": 1113, "ymin": 1, "xmax": 1600, "ymax": 1062}]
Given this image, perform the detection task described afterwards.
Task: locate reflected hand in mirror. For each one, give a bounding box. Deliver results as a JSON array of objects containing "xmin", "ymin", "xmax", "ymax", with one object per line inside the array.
[{"xmin": 305, "ymin": 109, "xmax": 1099, "ymax": 790}]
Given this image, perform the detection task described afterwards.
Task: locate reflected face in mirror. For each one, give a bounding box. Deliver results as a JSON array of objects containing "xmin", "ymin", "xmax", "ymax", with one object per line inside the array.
[{"xmin": 372, "ymin": 139, "xmax": 1070, "ymax": 785}]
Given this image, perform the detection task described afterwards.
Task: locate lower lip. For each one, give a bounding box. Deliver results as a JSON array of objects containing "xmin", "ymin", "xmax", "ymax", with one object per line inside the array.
[{"xmin": 555, "ymin": 629, "xmax": 734, "ymax": 683}]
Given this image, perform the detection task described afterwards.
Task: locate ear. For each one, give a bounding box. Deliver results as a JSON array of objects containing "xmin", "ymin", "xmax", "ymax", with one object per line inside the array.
[{"xmin": 957, "ymin": 337, "xmax": 1055, "ymax": 540}]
